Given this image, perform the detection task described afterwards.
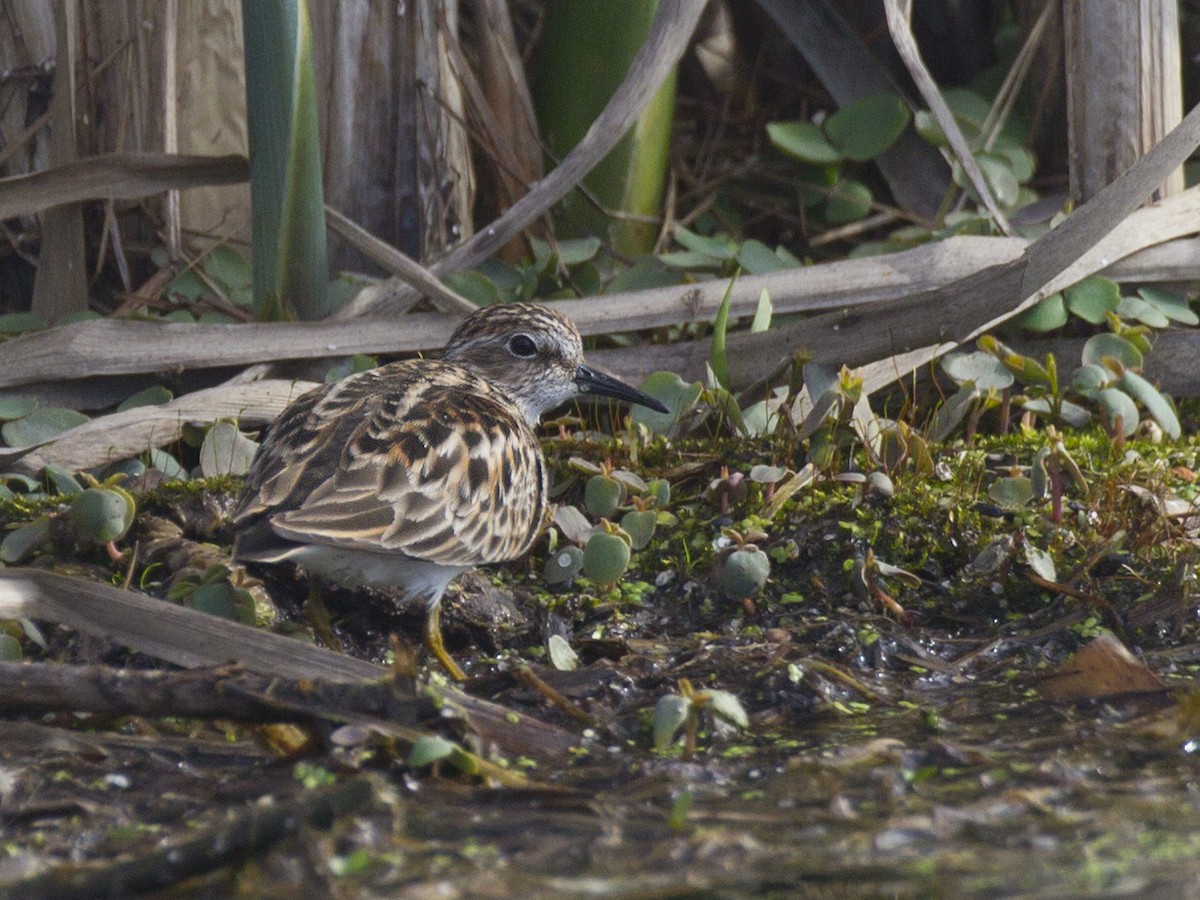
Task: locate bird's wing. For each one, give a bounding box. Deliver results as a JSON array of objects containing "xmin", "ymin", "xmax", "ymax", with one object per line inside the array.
[{"xmin": 263, "ymin": 373, "xmax": 547, "ymax": 567}]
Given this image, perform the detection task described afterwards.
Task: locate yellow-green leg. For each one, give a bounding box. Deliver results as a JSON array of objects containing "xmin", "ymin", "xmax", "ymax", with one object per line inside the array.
[
  {"xmin": 304, "ymin": 582, "xmax": 341, "ymax": 651},
  {"xmin": 424, "ymin": 599, "xmax": 467, "ymax": 682}
]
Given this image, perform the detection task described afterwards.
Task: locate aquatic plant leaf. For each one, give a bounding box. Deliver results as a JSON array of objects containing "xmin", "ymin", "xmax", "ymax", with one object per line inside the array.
[
  {"xmin": 1119, "ymin": 370, "xmax": 1180, "ymax": 439},
  {"xmin": 199, "ymin": 421, "xmax": 259, "ymax": 477},
  {"xmin": 767, "ymin": 120, "xmax": 841, "ymax": 164},
  {"xmin": 543, "ymin": 545, "xmax": 584, "ymax": 585},
  {"xmin": 632, "ymin": 372, "xmax": 702, "ymax": 435},
  {"xmin": 941, "ymin": 351, "xmax": 1014, "ymax": 391},
  {"xmin": 69, "ymin": 488, "xmax": 134, "ymax": 545},
  {"xmin": 551, "ymin": 506, "xmax": 594, "ymax": 545},
  {"xmin": 1137, "ymin": 286, "xmax": 1198, "ymax": 325},
  {"xmin": 825, "ymin": 93, "xmax": 909, "ymax": 161},
  {"xmin": 988, "ymin": 476, "xmax": 1034, "ymax": 509},
  {"xmin": 1097, "ymin": 388, "xmax": 1139, "ymax": 437},
  {"xmin": 1116, "ymin": 295, "xmax": 1170, "ymax": 329},
  {"xmin": 718, "ymin": 547, "xmax": 770, "ymax": 599},
  {"xmin": 1024, "ymin": 545, "xmax": 1057, "ymax": 582},
  {"xmin": 653, "ymin": 694, "xmax": 692, "ymax": 751},
  {"xmin": 585, "ymin": 475, "xmax": 625, "ymax": 518},
  {"xmin": 1015, "ymin": 293, "xmax": 1067, "ymax": 332},
  {"xmin": 704, "ymin": 689, "xmax": 749, "ymax": 729},
  {"xmin": 620, "ymin": 509, "xmax": 657, "ymax": 550},
  {"xmin": 582, "ymin": 531, "xmax": 632, "ymax": 587},
  {"xmin": 1065, "ymin": 276, "xmax": 1121, "ymax": 324},
  {"xmin": 407, "ymin": 735, "xmax": 459, "ymax": 769},
  {"xmin": 0, "ymin": 397, "xmax": 36, "ymax": 422},
  {"xmin": 116, "ymin": 386, "xmax": 174, "ymax": 412},
  {"xmin": 0, "ymin": 516, "xmax": 51, "ymax": 563},
  {"xmin": 2, "ymin": 407, "xmax": 89, "ymax": 447},
  {"xmin": 43, "ymin": 464, "xmax": 82, "ymax": 496},
  {"xmin": 1081, "ymin": 333, "xmax": 1142, "ymax": 372},
  {"xmin": 548, "ymin": 634, "xmax": 580, "ymax": 671},
  {"xmin": 825, "ymin": 178, "xmax": 872, "ymax": 224}
]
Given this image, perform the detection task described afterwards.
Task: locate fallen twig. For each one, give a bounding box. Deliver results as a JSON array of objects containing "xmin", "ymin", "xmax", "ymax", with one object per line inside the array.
[{"xmin": 1, "ymin": 776, "xmax": 373, "ymax": 900}]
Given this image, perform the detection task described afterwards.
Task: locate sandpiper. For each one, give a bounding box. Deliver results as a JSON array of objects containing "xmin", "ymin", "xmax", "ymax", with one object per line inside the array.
[{"xmin": 232, "ymin": 302, "xmax": 667, "ymax": 680}]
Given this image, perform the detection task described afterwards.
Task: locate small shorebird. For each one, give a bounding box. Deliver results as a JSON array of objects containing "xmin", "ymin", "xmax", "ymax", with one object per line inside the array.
[{"xmin": 232, "ymin": 302, "xmax": 666, "ymax": 680}]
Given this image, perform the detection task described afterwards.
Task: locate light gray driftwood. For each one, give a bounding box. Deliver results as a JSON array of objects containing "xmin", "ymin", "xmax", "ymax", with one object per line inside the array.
[
  {"xmin": 0, "ymin": 235, "xmax": 1023, "ymax": 389},
  {"xmin": 0, "ymin": 379, "xmax": 319, "ymax": 470},
  {"xmin": 1064, "ymin": 0, "xmax": 1183, "ymax": 204}
]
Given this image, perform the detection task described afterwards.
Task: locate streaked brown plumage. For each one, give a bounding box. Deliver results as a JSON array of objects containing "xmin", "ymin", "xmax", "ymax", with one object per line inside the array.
[{"xmin": 232, "ymin": 302, "xmax": 666, "ymax": 680}]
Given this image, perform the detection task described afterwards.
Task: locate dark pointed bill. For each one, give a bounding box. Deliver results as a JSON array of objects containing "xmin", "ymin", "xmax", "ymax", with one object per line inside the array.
[{"xmin": 576, "ymin": 364, "xmax": 669, "ymax": 413}]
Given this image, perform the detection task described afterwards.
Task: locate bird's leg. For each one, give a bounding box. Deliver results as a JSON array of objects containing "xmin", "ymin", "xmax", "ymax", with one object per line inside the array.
[
  {"xmin": 303, "ymin": 581, "xmax": 342, "ymax": 651},
  {"xmin": 425, "ymin": 597, "xmax": 467, "ymax": 682}
]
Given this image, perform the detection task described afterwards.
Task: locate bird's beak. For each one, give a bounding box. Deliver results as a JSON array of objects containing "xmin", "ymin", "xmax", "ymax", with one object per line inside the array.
[{"xmin": 576, "ymin": 364, "xmax": 669, "ymax": 413}]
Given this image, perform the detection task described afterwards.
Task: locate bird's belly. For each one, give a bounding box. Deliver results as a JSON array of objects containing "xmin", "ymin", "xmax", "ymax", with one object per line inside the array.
[{"xmin": 284, "ymin": 543, "xmax": 468, "ymax": 603}]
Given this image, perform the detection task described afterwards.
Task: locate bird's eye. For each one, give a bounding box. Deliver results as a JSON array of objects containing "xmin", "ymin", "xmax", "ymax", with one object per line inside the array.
[{"xmin": 507, "ymin": 334, "xmax": 538, "ymax": 358}]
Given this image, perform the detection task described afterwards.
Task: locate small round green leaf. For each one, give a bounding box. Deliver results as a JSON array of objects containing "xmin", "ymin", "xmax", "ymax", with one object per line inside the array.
[
  {"xmin": 1024, "ymin": 546, "xmax": 1057, "ymax": 582},
  {"xmin": 632, "ymin": 372, "xmax": 702, "ymax": 435},
  {"xmin": 585, "ymin": 475, "xmax": 625, "ymax": 518},
  {"xmin": 551, "ymin": 505, "xmax": 594, "ymax": 545},
  {"xmin": 673, "ymin": 227, "xmax": 738, "ymax": 261},
  {"xmin": 606, "ymin": 260, "xmax": 680, "ymax": 293},
  {"xmin": 557, "ymin": 237, "xmax": 602, "ymax": 266},
  {"xmin": 766, "ymin": 120, "xmax": 841, "ymax": 164},
  {"xmin": 0, "ymin": 516, "xmax": 51, "ymax": 563},
  {"xmin": 582, "ymin": 531, "xmax": 631, "ymax": 587},
  {"xmin": 0, "ymin": 396, "xmax": 37, "ymax": 422},
  {"xmin": 1137, "ymin": 287, "xmax": 1199, "ymax": 325},
  {"xmin": 988, "ymin": 476, "xmax": 1034, "ymax": 510},
  {"xmin": 1081, "ymin": 333, "xmax": 1142, "ymax": 371},
  {"xmin": 199, "ymin": 421, "xmax": 259, "ymax": 477},
  {"xmin": 944, "ymin": 88, "xmax": 991, "ymax": 129},
  {"xmin": 43, "ymin": 464, "xmax": 83, "ymax": 496},
  {"xmin": 185, "ymin": 582, "xmax": 240, "ymax": 620},
  {"xmin": 825, "ymin": 93, "xmax": 910, "ymax": 161},
  {"xmin": 619, "ymin": 509, "xmax": 657, "ymax": 550},
  {"xmin": 147, "ymin": 448, "xmax": 188, "ymax": 481},
  {"xmin": 1015, "ymin": 293, "xmax": 1067, "ymax": 332},
  {"xmin": 407, "ymin": 735, "xmax": 459, "ymax": 769},
  {"xmin": 117, "ymin": 386, "xmax": 174, "ymax": 412},
  {"xmin": 444, "ymin": 270, "xmax": 501, "ymax": 307},
  {"xmin": 1057, "ymin": 400, "xmax": 1092, "ymax": 429},
  {"xmin": 2, "ymin": 407, "xmax": 89, "ymax": 448},
  {"xmin": 993, "ymin": 144, "xmax": 1035, "ymax": 183},
  {"xmin": 736, "ymin": 240, "xmax": 789, "ymax": 275},
  {"xmin": 1116, "ymin": 295, "xmax": 1170, "ymax": 329},
  {"xmin": 543, "ymin": 545, "xmax": 584, "ymax": 585},
  {"xmin": 749, "ymin": 465, "xmax": 788, "ymax": 484},
  {"xmin": 1069, "ymin": 363, "xmax": 1112, "ymax": 398},
  {"xmin": 941, "ymin": 351, "xmax": 1015, "ymax": 391},
  {"xmin": 825, "ymin": 178, "xmax": 872, "ymax": 224},
  {"xmin": 610, "ymin": 470, "xmax": 648, "ymax": 494},
  {"xmin": 868, "ymin": 471, "xmax": 895, "ymax": 497},
  {"xmin": 645, "ymin": 479, "xmax": 671, "ymax": 508},
  {"xmin": 718, "ymin": 547, "xmax": 770, "ymax": 599},
  {"xmin": 961, "ymin": 155, "xmax": 1018, "ymax": 208},
  {"xmin": 70, "ymin": 488, "xmax": 134, "ymax": 545},
  {"xmin": 1065, "ymin": 276, "xmax": 1121, "ymax": 324}
]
